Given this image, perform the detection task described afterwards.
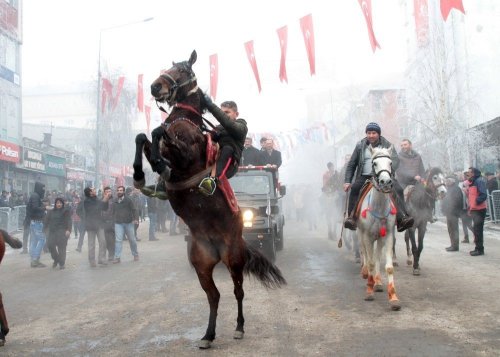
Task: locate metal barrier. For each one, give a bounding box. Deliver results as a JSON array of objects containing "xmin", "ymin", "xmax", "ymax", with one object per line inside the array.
[
  {"xmin": 0, "ymin": 205, "xmax": 27, "ymax": 234},
  {"xmin": 491, "ymin": 190, "xmax": 500, "ymax": 224}
]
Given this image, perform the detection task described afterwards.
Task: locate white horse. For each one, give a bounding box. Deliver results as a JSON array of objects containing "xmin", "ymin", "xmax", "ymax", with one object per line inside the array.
[{"xmin": 358, "ymin": 147, "xmax": 400, "ymax": 311}]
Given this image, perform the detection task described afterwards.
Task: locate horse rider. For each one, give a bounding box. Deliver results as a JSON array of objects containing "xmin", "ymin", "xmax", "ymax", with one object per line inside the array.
[
  {"xmin": 343, "ymin": 122, "xmax": 414, "ymax": 232},
  {"xmin": 396, "ymin": 138, "xmax": 426, "ymax": 189},
  {"xmin": 199, "ymin": 98, "xmax": 248, "ymax": 195}
]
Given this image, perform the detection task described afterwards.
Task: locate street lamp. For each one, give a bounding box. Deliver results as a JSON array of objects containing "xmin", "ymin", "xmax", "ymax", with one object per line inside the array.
[{"xmin": 95, "ymin": 17, "xmax": 154, "ymax": 189}]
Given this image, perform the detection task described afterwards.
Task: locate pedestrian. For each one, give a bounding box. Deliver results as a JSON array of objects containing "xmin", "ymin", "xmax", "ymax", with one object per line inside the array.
[
  {"xmin": 75, "ymin": 195, "xmax": 87, "ymax": 252},
  {"xmin": 44, "ymin": 198, "xmax": 72, "ymax": 269},
  {"xmin": 441, "ymin": 176, "xmax": 465, "ymax": 252},
  {"xmin": 485, "ymin": 172, "xmax": 498, "ymax": 221},
  {"xmin": 127, "ymin": 188, "xmax": 142, "ymax": 241},
  {"xmin": 458, "ymin": 172, "xmax": 474, "ymax": 243},
  {"xmin": 466, "ymin": 167, "xmax": 488, "ymax": 256},
  {"xmin": 146, "ymin": 196, "xmax": 159, "ymax": 241},
  {"xmin": 70, "ymin": 195, "xmax": 83, "ymax": 240},
  {"xmin": 157, "ymin": 199, "xmax": 168, "ymax": 233},
  {"xmin": 101, "ymin": 186, "xmax": 116, "ymax": 261},
  {"xmin": 27, "ymin": 182, "xmax": 48, "ymax": 268},
  {"xmin": 343, "ymin": 122, "xmax": 414, "ymax": 232},
  {"xmin": 112, "ymin": 186, "xmax": 139, "ymax": 263},
  {"xmin": 83, "ymin": 186, "xmax": 110, "ymax": 267},
  {"xmin": 167, "ymin": 201, "xmax": 179, "ymax": 236},
  {"xmin": 242, "ymin": 137, "xmax": 262, "ymax": 166}
]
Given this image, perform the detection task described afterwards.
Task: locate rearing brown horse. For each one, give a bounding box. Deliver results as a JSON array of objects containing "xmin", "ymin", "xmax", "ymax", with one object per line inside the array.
[
  {"xmin": 133, "ymin": 50, "xmax": 286, "ymax": 349},
  {"xmin": 0, "ymin": 229, "xmax": 23, "ymax": 346}
]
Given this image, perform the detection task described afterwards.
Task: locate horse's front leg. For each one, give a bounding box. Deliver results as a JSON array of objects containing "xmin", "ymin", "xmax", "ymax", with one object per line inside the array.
[
  {"xmin": 405, "ymin": 230, "xmax": 413, "ymax": 266},
  {"xmin": 133, "ymin": 133, "xmax": 149, "ymax": 188},
  {"xmin": 150, "ymin": 126, "xmax": 171, "ymax": 181},
  {"xmin": 384, "ymin": 232, "xmax": 401, "ymax": 311},
  {"xmin": 415, "ymin": 222, "xmax": 427, "ymax": 271},
  {"xmin": 409, "ymin": 228, "xmax": 420, "ymax": 275}
]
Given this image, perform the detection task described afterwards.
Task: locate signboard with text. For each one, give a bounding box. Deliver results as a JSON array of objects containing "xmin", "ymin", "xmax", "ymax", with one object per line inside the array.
[
  {"xmin": 46, "ymin": 154, "xmax": 66, "ymax": 177},
  {"xmin": 22, "ymin": 148, "xmax": 45, "ymax": 172},
  {"xmin": 0, "ymin": 140, "xmax": 20, "ymax": 163}
]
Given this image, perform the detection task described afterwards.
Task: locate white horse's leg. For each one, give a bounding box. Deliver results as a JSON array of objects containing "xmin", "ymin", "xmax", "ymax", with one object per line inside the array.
[
  {"xmin": 364, "ymin": 235, "xmax": 376, "ymax": 301},
  {"xmin": 359, "ymin": 233, "xmax": 369, "ymax": 279},
  {"xmin": 385, "ymin": 227, "xmax": 401, "ymax": 311},
  {"xmin": 374, "ymin": 239, "xmax": 384, "ymax": 292}
]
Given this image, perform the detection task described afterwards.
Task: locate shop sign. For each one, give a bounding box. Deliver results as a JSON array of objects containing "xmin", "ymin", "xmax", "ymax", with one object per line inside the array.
[
  {"xmin": 0, "ymin": 140, "xmax": 20, "ymax": 163},
  {"xmin": 23, "ymin": 148, "xmax": 45, "ymax": 172},
  {"xmin": 46, "ymin": 154, "xmax": 66, "ymax": 177}
]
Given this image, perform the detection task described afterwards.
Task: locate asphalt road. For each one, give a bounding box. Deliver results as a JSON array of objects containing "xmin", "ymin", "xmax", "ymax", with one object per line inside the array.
[{"xmin": 1, "ymin": 218, "xmax": 499, "ymax": 356}]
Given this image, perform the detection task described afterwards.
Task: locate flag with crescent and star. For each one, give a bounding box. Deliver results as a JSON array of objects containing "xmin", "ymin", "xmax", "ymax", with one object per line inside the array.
[
  {"xmin": 277, "ymin": 25, "xmax": 288, "ymax": 83},
  {"xmin": 440, "ymin": 0, "xmax": 465, "ymax": 21},
  {"xmin": 244, "ymin": 40, "xmax": 262, "ymax": 92},
  {"xmin": 137, "ymin": 74, "xmax": 144, "ymax": 112},
  {"xmin": 209, "ymin": 54, "xmax": 218, "ymax": 100},
  {"xmin": 299, "ymin": 14, "xmax": 315, "ymax": 76},
  {"xmin": 358, "ymin": 0, "xmax": 380, "ymax": 53},
  {"xmin": 414, "ymin": 0, "xmax": 429, "ymax": 47}
]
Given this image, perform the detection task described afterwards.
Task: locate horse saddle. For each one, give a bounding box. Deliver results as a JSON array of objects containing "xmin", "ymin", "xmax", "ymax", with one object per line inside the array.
[
  {"xmin": 353, "ymin": 180, "xmax": 373, "ymax": 220},
  {"xmin": 204, "ymin": 134, "xmax": 239, "ymax": 215}
]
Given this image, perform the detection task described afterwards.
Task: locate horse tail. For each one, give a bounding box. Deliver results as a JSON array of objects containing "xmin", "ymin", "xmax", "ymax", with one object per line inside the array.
[{"xmin": 243, "ymin": 244, "xmax": 287, "ymax": 289}]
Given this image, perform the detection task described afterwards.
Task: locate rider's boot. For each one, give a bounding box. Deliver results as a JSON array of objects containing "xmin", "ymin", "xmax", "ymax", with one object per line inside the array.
[
  {"xmin": 396, "ymin": 211, "xmax": 414, "ymax": 232},
  {"xmin": 344, "ymin": 213, "xmax": 357, "ymax": 230},
  {"xmin": 140, "ymin": 181, "xmax": 168, "ymax": 200},
  {"xmin": 199, "ymin": 177, "xmax": 217, "ymax": 196}
]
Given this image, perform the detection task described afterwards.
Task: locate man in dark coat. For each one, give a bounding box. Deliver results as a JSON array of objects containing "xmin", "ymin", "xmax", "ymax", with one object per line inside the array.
[
  {"xmin": 441, "ymin": 176, "xmax": 466, "ymax": 252},
  {"xmin": 83, "ymin": 186, "xmax": 110, "ymax": 267},
  {"xmin": 44, "ymin": 198, "xmax": 72, "ymax": 268},
  {"xmin": 343, "ymin": 122, "xmax": 414, "ymax": 232},
  {"xmin": 467, "ymin": 167, "xmax": 488, "ymax": 256},
  {"xmin": 112, "ymin": 186, "xmax": 139, "ymax": 263},
  {"xmin": 242, "ymin": 137, "xmax": 262, "ymax": 166},
  {"xmin": 261, "ymin": 138, "xmax": 282, "ymax": 168},
  {"xmin": 27, "ymin": 182, "xmax": 48, "ymax": 267},
  {"xmin": 200, "ymin": 99, "xmax": 248, "ymax": 195},
  {"xmin": 396, "ymin": 139, "xmax": 426, "ymax": 189}
]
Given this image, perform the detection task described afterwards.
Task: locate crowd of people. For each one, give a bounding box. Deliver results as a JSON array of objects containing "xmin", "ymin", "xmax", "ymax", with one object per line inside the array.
[{"xmin": 18, "ymin": 183, "xmax": 182, "ymax": 269}]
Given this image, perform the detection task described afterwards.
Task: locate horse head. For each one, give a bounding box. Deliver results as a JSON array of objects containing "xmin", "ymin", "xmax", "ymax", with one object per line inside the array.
[
  {"xmin": 370, "ymin": 147, "xmax": 393, "ymax": 193},
  {"xmin": 426, "ymin": 167, "xmax": 447, "ymax": 199}
]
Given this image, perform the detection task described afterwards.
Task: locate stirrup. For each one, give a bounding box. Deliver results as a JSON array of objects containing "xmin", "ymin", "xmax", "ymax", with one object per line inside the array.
[
  {"xmin": 199, "ymin": 177, "xmax": 217, "ymax": 196},
  {"xmin": 140, "ymin": 184, "xmax": 169, "ymax": 200}
]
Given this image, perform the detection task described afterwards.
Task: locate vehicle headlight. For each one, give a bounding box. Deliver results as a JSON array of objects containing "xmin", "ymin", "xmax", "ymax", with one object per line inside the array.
[{"xmin": 242, "ymin": 210, "xmax": 254, "ymax": 227}]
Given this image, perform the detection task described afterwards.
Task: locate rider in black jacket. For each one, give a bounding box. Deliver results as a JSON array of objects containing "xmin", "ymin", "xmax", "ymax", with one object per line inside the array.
[
  {"xmin": 343, "ymin": 122, "xmax": 414, "ymax": 232},
  {"xmin": 199, "ymin": 98, "xmax": 248, "ymax": 195}
]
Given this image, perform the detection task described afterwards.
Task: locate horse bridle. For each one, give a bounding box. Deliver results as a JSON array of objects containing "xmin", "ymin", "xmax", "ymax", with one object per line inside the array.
[
  {"xmin": 158, "ymin": 62, "xmax": 197, "ymax": 105},
  {"xmin": 372, "ymin": 154, "xmax": 393, "ymax": 189}
]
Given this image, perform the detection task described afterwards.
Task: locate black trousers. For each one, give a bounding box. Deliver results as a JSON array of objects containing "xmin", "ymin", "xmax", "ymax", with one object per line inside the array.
[
  {"xmin": 104, "ymin": 227, "xmax": 115, "ymax": 259},
  {"xmin": 216, "ymin": 146, "xmax": 237, "ymax": 179},
  {"xmin": 348, "ymin": 175, "xmax": 407, "ymax": 219},
  {"xmin": 471, "ymin": 209, "xmax": 486, "ymax": 252},
  {"xmin": 446, "ymin": 215, "xmax": 459, "ymax": 248},
  {"xmin": 48, "ymin": 233, "xmax": 68, "ymax": 267}
]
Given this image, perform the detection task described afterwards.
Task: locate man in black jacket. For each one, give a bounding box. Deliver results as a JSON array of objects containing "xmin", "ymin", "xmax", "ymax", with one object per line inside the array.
[
  {"xmin": 441, "ymin": 176, "xmax": 466, "ymax": 252},
  {"xmin": 261, "ymin": 138, "xmax": 282, "ymax": 168},
  {"xmin": 112, "ymin": 186, "xmax": 139, "ymax": 263},
  {"xmin": 27, "ymin": 182, "xmax": 48, "ymax": 267},
  {"xmin": 242, "ymin": 137, "xmax": 262, "ymax": 166},
  {"xmin": 343, "ymin": 122, "xmax": 414, "ymax": 232},
  {"xmin": 83, "ymin": 186, "xmax": 110, "ymax": 267},
  {"xmin": 199, "ymin": 99, "xmax": 248, "ymax": 195}
]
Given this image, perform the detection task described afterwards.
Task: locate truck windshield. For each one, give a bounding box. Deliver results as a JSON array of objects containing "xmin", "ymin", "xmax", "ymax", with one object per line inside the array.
[{"xmin": 230, "ymin": 175, "xmax": 271, "ymax": 195}]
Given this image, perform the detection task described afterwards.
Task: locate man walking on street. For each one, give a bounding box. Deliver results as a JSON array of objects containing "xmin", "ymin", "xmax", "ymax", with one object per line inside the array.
[
  {"xmin": 101, "ymin": 187, "xmax": 115, "ymax": 261},
  {"xmin": 112, "ymin": 186, "xmax": 139, "ymax": 263},
  {"xmin": 27, "ymin": 182, "xmax": 48, "ymax": 267},
  {"xmin": 466, "ymin": 167, "xmax": 488, "ymax": 256},
  {"xmin": 146, "ymin": 196, "xmax": 159, "ymax": 241},
  {"xmin": 83, "ymin": 187, "xmax": 110, "ymax": 267}
]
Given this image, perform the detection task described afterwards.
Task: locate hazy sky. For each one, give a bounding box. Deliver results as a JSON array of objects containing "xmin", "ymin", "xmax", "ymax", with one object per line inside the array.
[{"xmin": 22, "ymin": 0, "xmax": 409, "ymax": 132}]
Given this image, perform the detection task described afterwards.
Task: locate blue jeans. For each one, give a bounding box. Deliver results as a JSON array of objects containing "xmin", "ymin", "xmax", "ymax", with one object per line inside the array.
[
  {"xmin": 114, "ymin": 222, "xmax": 138, "ymax": 259},
  {"xmin": 148, "ymin": 213, "xmax": 157, "ymax": 240},
  {"xmin": 30, "ymin": 221, "xmax": 46, "ymax": 261}
]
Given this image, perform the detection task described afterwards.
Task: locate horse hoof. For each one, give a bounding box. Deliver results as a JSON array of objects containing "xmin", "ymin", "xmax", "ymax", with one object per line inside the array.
[
  {"xmin": 374, "ymin": 284, "xmax": 384, "ymax": 292},
  {"xmin": 406, "ymin": 259, "xmax": 412, "ymax": 266},
  {"xmin": 198, "ymin": 339, "xmax": 211, "ymax": 349},
  {"xmin": 133, "ymin": 177, "xmax": 145, "ymax": 189},
  {"xmin": 390, "ymin": 300, "xmax": 401, "ymax": 311},
  {"xmin": 413, "ymin": 268, "xmax": 420, "ymax": 276},
  {"xmin": 233, "ymin": 330, "xmax": 244, "ymax": 339},
  {"xmin": 365, "ymin": 294, "xmax": 375, "ymax": 301}
]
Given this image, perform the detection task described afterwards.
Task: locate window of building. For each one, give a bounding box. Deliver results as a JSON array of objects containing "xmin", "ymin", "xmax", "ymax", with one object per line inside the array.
[{"xmin": 0, "ymin": 34, "xmax": 17, "ymax": 72}]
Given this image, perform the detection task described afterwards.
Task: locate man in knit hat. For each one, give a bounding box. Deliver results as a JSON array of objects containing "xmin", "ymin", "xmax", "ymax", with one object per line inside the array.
[{"xmin": 343, "ymin": 122, "xmax": 414, "ymax": 232}]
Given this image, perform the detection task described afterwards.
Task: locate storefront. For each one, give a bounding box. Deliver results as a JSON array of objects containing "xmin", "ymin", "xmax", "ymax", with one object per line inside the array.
[{"xmin": 0, "ymin": 140, "xmax": 21, "ymax": 192}]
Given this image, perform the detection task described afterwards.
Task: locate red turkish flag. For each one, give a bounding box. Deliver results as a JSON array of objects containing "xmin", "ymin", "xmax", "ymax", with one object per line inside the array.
[
  {"xmin": 244, "ymin": 40, "xmax": 262, "ymax": 93},
  {"xmin": 440, "ymin": 0, "xmax": 465, "ymax": 21},
  {"xmin": 137, "ymin": 74, "xmax": 144, "ymax": 112},
  {"xmin": 101, "ymin": 78, "xmax": 113, "ymax": 114},
  {"xmin": 358, "ymin": 0, "xmax": 380, "ymax": 52},
  {"xmin": 209, "ymin": 54, "xmax": 218, "ymax": 100},
  {"xmin": 414, "ymin": 0, "xmax": 429, "ymax": 47},
  {"xmin": 299, "ymin": 14, "xmax": 315, "ymax": 76},
  {"xmin": 277, "ymin": 25, "xmax": 288, "ymax": 83},
  {"xmin": 144, "ymin": 105, "xmax": 151, "ymax": 134},
  {"xmin": 111, "ymin": 76, "xmax": 125, "ymax": 110}
]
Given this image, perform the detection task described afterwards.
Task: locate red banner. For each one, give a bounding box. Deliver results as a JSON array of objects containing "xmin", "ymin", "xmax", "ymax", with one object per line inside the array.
[
  {"xmin": 111, "ymin": 76, "xmax": 125, "ymax": 110},
  {"xmin": 145, "ymin": 105, "xmax": 151, "ymax": 134},
  {"xmin": 0, "ymin": 140, "xmax": 20, "ymax": 163},
  {"xmin": 244, "ymin": 40, "xmax": 262, "ymax": 93},
  {"xmin": 101, "ymin": 78, "xmax": 113, "ymax": 113},
  {"xmin": 277, "ymin": 26, "xmax": 288, "ymax": 83},
  {"xmin": 209, "ymin": 54, "xmax": 218, "ymax": 100},
  {"xmin": 299, "ymin": 14, "xmax": 315, "ymax": 76},
  {"xmin": 440, "ymin": 0, "xmax": 465, "ymax": 21},
  {"xmin": 137, "ymin": 74, "xmax": 144, "ymax": 112},
  {"xmin": 414, "ymin": 0, "xmax": 429, "ymax": 47},
  {"xmin": 358, "ymin": 0, "xmax": 380, "ymax": 52}
]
